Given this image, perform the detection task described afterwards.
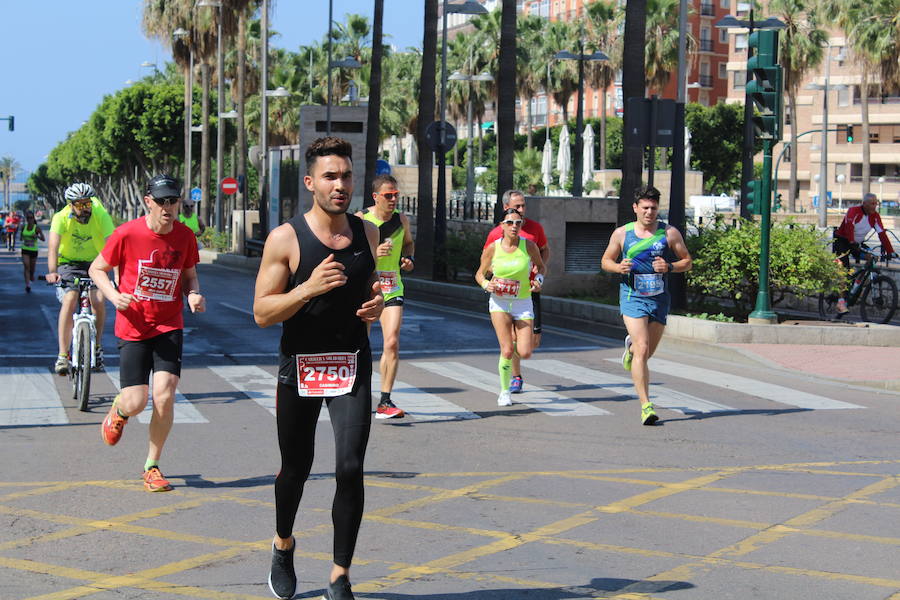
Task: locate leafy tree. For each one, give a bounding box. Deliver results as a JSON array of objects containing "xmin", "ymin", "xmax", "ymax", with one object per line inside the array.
[
  {"xmin": 584, "ymin": 0, "xmax": 622, "ymax": 170},
  {"xmin": 685, "ymin": 102, "xmax": 760, "ymax": 195}
]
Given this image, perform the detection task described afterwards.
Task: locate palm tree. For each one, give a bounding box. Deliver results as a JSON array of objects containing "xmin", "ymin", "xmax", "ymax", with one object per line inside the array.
[
  {"xmin": 417, "ymin": 0, "xmax": 438, "ymax": 276},
  {"xmin": 584, "ymin": 0, "xmax": 622, "ymax": 170},
  {"xmin": 644, "ymin": 0, "xmax": 684, "ymax": 95},
  {"xmin": 0, "ymin": 155, "xmax": 21, "ymax": 211},
  {"xmin": 769, "ymin": 0, "xmax": 826, "ymax": 212},
  {"xmin": 516, "ymin": 14, "xmax": 546, "ymax": 149},
  {"xmin": 363, "ymin": 0, "xmax": 385, "ymax": 209},
  {"xmin": 496, "ymin": 0, "xmax": 517, "ymax": 220},
  {"xmin": 545, "ymin": 20, "xmax": 580, "ymax": 125},
  {"xmin": 619, "ymin": 0, "xmax": 648, "ymax": 225}
]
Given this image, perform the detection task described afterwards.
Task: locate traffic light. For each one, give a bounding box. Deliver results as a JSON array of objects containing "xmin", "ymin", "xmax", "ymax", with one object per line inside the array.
[
  {"xmin": 746, "ymin": 178, "xmax": 765, "ymax": 215},
  {"xmin": 773, "ymin": 193, "xmax": 783, "ymax": 213},
  {"xmin": 746, "ymin": 30, "xmax": 783, "ymax": 141},
  {"xmin": 844, "ymin": 124, "xmax": 854, "ymax": 143},
  {"xmin": 6, "ymin": 116, "xmax": 12, "ymax": 132}
]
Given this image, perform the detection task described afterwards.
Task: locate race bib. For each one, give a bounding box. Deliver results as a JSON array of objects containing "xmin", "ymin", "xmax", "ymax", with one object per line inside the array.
[
  {"xmin": 295, "ymin": 352, "xmax": 358, "ymax": 397},
  {"xmin": 135, "ymin": 265, "xmax": 179, "ymax": 301},
  {"xmin": 377, "ymin": 270, "xmax": 400, "ymax": 294},
  {"xmin": 633, "ymin": 273, "xmax": 664, "ymax": 297},
  {"xmin": 492, "ymin": 277, "xmax": 521, "ymax": 298}
]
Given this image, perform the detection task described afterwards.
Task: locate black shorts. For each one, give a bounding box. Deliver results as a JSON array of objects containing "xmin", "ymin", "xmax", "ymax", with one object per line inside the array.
[
  {"xmin": 384, "ymin": 296, "xmax": 405, "ymax": 308},
  {"xmin": 118, "ymin": 330, "xmax": 184, "ymax": 388},
  {"xmin": 832, "ymin": 235, "xmax": 860, "ymax": 270},
  {"xmin": 57, "ymin": 262, "xmax": 93, "ymax": 291},
  {"xmin": 21, "ymin": 249, "xmax": 38, "ymax": 259},
  {"xmin": 532, "ymin": 292, "xmax": 542, "ymax": 334}
]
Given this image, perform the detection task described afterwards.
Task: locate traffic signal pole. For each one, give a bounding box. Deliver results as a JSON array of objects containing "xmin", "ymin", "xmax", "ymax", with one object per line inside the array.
[{"xmin": 749, "ymin": 138, "xmax": 777, "ymax": 323}]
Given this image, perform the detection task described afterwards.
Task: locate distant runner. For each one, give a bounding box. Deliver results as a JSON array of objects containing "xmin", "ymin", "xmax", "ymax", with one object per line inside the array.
[
  {"xmin": 601, "ymin": 186, "xmax": 692, "ymax": 426},
  {"xmin": 20, "ymin": 211, "xmax": 44, "ymax": 293}
]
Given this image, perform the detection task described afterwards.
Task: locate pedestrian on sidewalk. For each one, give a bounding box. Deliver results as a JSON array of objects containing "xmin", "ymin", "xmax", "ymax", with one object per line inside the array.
[{"xmin": 601, "ymin": 186, "xmax": 692, "ymax": 425}]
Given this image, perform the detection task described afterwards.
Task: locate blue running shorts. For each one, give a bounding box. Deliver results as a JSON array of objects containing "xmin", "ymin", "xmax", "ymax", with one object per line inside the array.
[{"xmin": 619, "ymin": 285, "xmax": 670, "ymax": 325}]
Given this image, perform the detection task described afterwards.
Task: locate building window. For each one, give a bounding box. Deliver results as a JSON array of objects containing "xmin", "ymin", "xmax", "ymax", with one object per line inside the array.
[
  {"xmin": 720, "ymin": 0, "xmax": 730, "ymax": 8},
  {"xmin": 718, "ymin": 62, "xmax": 727, "ymax": 79},
  {"xmin": 838, "ymin": 86, "xmax": 850, "ymax": 107},
  {"xmin": 719, "ymin": 28, "xmax": 729, "ymax": 44},
  {"xmin": 735, "ymin": 34, "xmax": 748, "ymax": 51},
  {"xmin": 734, "ymin": 71, "xmax": 747, "ymax": 89}
]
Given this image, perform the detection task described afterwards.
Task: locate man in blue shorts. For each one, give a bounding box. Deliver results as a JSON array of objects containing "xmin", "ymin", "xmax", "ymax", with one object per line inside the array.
[{"xmin": 601, "ymin": 186, "xmax": 692, "ymax": 425}]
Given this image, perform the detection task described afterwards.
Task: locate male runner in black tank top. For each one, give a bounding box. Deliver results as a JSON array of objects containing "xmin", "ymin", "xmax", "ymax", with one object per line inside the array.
[{"xmin": 253, "ymin": 137, "xmax": 383, "ymax": 600}]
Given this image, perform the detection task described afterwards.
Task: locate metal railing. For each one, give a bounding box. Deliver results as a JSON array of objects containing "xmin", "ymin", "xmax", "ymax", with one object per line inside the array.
[
  {"xmin": 397, "ymin": 191, "xmax": 497, "ymax": 223},
  {"xmin": 699, "ymin": 39, "xmax": 714, "ymax": 52},
  {"xmin": 700, "ymin": 3, "xmax": 715, "ymax": 15}
]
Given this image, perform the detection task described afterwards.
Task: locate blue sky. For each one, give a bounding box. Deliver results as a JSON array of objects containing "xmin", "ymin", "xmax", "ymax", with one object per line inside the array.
[{"xmin": 0, "ymin": 1, "xmax": 425, "ymax": 178}]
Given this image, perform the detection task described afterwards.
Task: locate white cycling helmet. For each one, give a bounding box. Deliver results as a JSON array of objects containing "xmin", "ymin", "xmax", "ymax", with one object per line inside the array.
[{"xmin": 64, "ymin": 182, "xmax": 96, "ymax": 203}]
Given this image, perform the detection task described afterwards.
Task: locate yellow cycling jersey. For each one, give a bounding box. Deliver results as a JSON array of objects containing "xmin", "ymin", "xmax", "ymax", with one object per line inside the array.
[{"xmin": 50, "ymin": 197, "xmax": 115, "ymax": 263}]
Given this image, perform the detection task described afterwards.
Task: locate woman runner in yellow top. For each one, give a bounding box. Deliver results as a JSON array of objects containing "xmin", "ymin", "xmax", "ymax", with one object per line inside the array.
[{"xmin": 475, "ymin": 207, "xmax": 545, "ymax": 407}]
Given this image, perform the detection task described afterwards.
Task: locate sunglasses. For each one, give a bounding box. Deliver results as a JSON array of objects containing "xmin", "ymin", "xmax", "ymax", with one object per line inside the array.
[
  {"xmin": 72, "ymin": 200, "xmax": 92, "ymax": 210},
  {"xmin": 380, "ymin": 192, "xmax": 400, "ymax": 200},
  {"xmin": 502, "ymin": 219, "xmax": 523, "ymax": 226},
  {"xmin": 151, "ymin": 196, "xmax": 181, "ymax": 206}
]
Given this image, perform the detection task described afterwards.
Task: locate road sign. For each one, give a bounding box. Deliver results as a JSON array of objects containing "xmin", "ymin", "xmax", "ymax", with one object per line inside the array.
[
  {"xmin": 375, "ymin": 159, "xmax": 391, "ymax": 175},
  {"xmin": 625, "ymin": 97, "xmax": 676, "ymax": 148},
  {"xmin": 424, "ymin": 121, "xmax": 457, "ymax": 152},
  {"xmin": 190, "ymin": 187, "xmax": 202, "ymax": 202},
  {"xmin": 221, "ymin": 177, "xmax": 238, "ymax": 195}
]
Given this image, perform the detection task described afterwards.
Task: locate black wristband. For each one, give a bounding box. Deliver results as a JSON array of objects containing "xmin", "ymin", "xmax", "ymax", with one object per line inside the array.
[{"xmin": 667, "ymin": 262, "xmax": 674, "ymax": 273}]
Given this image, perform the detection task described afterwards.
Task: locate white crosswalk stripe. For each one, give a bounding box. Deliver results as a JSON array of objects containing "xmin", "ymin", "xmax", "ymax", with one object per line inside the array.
[
  {"xmin": 372, "ymin": 373, "xmax": 479, "ymax": 421},
  {"xmin": 214, "ymin": 365, "xmax": 330, "ymax": 421},
  {"xmin": 409, "ymin": 361, "xmax": 611, "ymax": 416},
  {"xmin": 527, "ymin": 359, "xmax": 734, "ymax": 414},
  {"xmin": 0, "ymin": 367, "xmax": 67, "ymax": 426},
  {"xmin": 604, "ymin": 358, "xmax": 863, "ymax": 410},
  {"xmin": 104, "ymin": 368, "xmax": 209, "ymax": 424}
]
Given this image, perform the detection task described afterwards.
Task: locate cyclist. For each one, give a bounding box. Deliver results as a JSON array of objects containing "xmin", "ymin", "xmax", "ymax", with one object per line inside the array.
[
  {"xmin": 475, "ymin": 207, "xmax": 545, "ymax": 407},
  {"xmin": 21, "ymin": 210, "xmax": 44, "ymax": 293},
  {"xmin": 357, "ymin": 174, "xmax": 414, "ymax": 419},
  {"xmin": 833, "ymin": 192, "xmax": 896, "ymax": 313},
  {"xmin": 601, "ymin": 186, "xmax": 692, "ymax": 426},
  {"xmin": 46, "ymin": 183, "xmax": 115, "ymax": 375},
  {"xmin": 482, "ymin": 190, "xmax": 550, "ymax": 394},
  {"xmin": 89, "ymin": 174, "xmax": 205, "ymax": 493},
  {"xmin": 253, "ymin": 137, "xmax": 382, "ymax": 600},
  {"xmin": 179, "ymin": 196, "xmax": 206, "ymax": 237},
  {"xmin": 5, "ymin": 210, "xmax": 21, "ymax": 251}
]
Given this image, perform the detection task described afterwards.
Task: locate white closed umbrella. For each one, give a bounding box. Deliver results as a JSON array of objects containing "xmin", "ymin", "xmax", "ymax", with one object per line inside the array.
[
  {"xmin": 541, "ymin": 138, "xmax": 553, "ymax": 190},
  {"xmin": 388, "ymin": 134, "xmax": 401, "ymax": 165},
  {"xmin": 557, "ymin": 125, "xmax": 571, "ymax": 191},
  {"xmin": 582, "ymin": 123, "xmax": 595, "ymax": 188},
  {"xmin": 403, "ymin": 132, "xmax": 418, "ymax": 166}
]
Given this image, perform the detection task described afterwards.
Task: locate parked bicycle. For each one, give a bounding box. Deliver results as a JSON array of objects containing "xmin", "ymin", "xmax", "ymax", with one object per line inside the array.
[
  {"xmin": 46, "ymin": 276, "xmax": 98, "ymax": 411},
  {"xmin": 819, "ymin": 246, "xmax": 898, "ymax": 324}
]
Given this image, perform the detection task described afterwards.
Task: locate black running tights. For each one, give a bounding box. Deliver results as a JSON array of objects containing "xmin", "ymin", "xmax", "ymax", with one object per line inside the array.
[{"xmin": 274, "ymin": 365, "xmax": 371, "ymax": 568}]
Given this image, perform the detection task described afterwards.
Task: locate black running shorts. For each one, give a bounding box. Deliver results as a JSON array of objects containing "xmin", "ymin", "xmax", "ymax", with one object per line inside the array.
[{"xmin": 117, "ymin": 329, "xmax": 184, "ymax": 388}]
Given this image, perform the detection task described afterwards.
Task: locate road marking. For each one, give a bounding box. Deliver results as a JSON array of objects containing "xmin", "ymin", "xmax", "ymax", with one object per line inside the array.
[
  {"xmin": 372, "ymin": 373, "xmax": 479, "ymax": 422},
  {"xmin": 219, "ymin": 302, "xmax": 253, "ymax": 316},
  {"xmin": 528, "ymin": 359, "xmax": 734, "ymax": 414},
  {"xmin": 0, "ymin": 367, "xmax": 68, "ymax": 426},
  {"xmin": 621, "ymin": 358, "xmax": 865, "ymax": 410},
  {"xmin": 214, "ymin": 365, "xmax": 329, "ymax": 421},
  {"xmin": 104, "ymin": 368, "xmax": 209, "ymax": 424},
  {"xmin": 409, "ymin": 361, "xmax": 611, "ymax": 416}
]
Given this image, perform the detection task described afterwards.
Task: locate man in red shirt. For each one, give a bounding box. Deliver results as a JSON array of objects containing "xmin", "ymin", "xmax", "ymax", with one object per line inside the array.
[
  {"xmin": 89, "ymin": 174, "xmax": 206, "ymax": 493},
  {"xmin": 483, "ymin": 190, "xmax": 550, "ymax": 393},
  {"xmin": 833, "ymin": 192, "xmax": 896, "ymax": 312}
]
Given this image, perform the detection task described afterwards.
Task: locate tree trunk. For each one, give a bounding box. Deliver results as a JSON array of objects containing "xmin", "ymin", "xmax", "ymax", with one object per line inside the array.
[
  {"xmin": 183, "ymin": 61, "xmax": 192, "ymax": 189},
  {"xmin": 416, "ymin": 0, "xmax": 437, "ymax": 275},
  {"xmin": 619, "ymin": 0, "xmax": 647, "ymax": 224},
  {"xmin": 600, "ymin": 88, "xmax": 607, "ymax": 171},
  {"xmin": 478, "ymin": 114, "xmax": 484, "ymax": 163},
  {"xmin": 237, "ymin": 11, "xmax": 248, "ymax": 218},
  {"xmin": 495, "ymin": 0, "xmax": 517, "ymax": 222},
  {"xmin": 860, "ymin": 66, "xmax": 871, "ymax": 198},
  {"xmin": 201, "ymin": 62, "xmax": 212, "ymax": 226},
  {"xmin": 788, "ymin": 87, "xmax": 798, "ymax": 212},
  {"xmin": 526, "ymin": 94, "xmax": 533, "ymax": 149},
  {"xmin": 363, "ymin": 0, "xmax": 385, "ymax": 209}
]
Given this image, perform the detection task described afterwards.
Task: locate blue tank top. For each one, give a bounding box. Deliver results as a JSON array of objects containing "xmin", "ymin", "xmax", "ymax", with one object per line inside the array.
[{"xmin": 621, "ymin": 221, "xmax": 669, "ymax": 297}]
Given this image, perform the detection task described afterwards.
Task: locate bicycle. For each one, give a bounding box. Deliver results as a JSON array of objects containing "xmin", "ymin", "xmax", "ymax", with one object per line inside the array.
[
  {"xmin": 48, "ymin": 276, "xmax": 99, "ymax": 411},
  {"xmin": 819, "ymin": 246, "xmax": 898, "ymax": 324}
]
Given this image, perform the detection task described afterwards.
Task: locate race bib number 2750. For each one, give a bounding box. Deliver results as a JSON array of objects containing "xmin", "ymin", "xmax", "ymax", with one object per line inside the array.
[{"xmin": 295, "ymin": 352, "xmax": 358, "ymax": 397}]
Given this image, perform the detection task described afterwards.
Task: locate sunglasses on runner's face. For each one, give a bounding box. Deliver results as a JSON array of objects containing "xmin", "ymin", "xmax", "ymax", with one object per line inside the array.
[
  {"xmin": 502, "ymin": 219, "xmax": 523, "ymax": 226},
  {"xmin": 72, "ymin": 200, "xmax": 92, "ymax": 210},
  {"xmin": 380, "ymin": 192, "xmax": 400, "ymax": 200},
  {"xmin": 151, "ymin": 196, "xmax": 181, "ymax": 206}
]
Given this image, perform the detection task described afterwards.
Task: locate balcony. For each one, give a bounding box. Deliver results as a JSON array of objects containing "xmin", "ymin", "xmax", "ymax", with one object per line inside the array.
[
  {"xmin": 699, "ymin": 74, "xmax": 714, "ymax": 88},
  {"xmin": 700, "ymin": 3, "xmax": 715, "ymax": 16},
  {"xmin": 699, "ymin": 39, "xmax": 714, "ymax": 52}
]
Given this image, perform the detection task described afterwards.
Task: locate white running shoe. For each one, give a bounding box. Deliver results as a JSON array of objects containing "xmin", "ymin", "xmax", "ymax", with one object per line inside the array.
[{"xmin": 497, "ymin": 390, "xmax": 513, "ymax": 406}]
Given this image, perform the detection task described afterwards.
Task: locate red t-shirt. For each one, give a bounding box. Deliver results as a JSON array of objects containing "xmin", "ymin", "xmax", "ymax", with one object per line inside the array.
[
  {"xmin": 483, "ymin": 219, "xmax": 548, "ymax": 249},
  {"xmin": 101, "ymin": 218, "xmax": 200, "ymax": 341}
]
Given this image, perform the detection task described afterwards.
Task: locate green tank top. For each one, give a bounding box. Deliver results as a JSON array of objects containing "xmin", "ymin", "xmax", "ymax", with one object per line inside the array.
[
  {"xmin": 490, "ymin": 237, "xmax": 531, "ymax": 300},
  {"xmin": 180, "ymin": 212, "xmax": 201, "ymax": 234},
  {"xmin": 21, "ymin": 224, "xmax": 39, "ymax": 252},
  {"xmin": 361, "ymin": 209, "xmax": 405, "ymax": 301}
]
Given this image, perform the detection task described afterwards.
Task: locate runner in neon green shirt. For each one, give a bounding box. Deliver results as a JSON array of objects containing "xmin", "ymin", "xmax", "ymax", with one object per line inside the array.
[
  {"xmin": 357, "ymin": 174, "xmax": 414, "ymax": 419},
  {"xmin": 179, "ymin": 197, "xmax": 206, "ymax": 236},
  {"xmin": 46, "ymin": 184, "xmax": 115, "ymax": 375}
]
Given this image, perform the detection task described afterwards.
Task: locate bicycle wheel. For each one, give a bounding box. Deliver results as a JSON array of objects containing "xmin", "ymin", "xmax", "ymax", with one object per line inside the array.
[
  {"xmin": 818, "ymin": 292, "xmax": 843, "ymax": 321},
  {"xmin": 860, "ymin": 275, "xmax": 898, "ymax": 324},
  {"xmin": 75, "ymin": 322, "xmax": 92, "ymax": 411}
]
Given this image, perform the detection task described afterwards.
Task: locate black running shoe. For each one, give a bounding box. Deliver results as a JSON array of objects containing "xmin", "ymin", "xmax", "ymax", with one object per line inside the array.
[
  {"xmin": 268, "ymin": 541, "xmax": 297, "ymax": 599},
  {"xmin": 323, "ymin": 574, "xmax": 354, "ymax": 600}
]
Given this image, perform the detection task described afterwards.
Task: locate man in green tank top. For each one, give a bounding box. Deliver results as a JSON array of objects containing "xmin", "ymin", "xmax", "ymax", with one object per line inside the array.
[
  {"xmin": 357, "ymin": 174, "xmax": 415, "ymax": 419},
  {"xmin": 179, "ymin": 197, "xmax": 206, "ymax": 237},
  {"xmin": 20, "ymin": 210, "xmax": 45, "ymax": 293}
]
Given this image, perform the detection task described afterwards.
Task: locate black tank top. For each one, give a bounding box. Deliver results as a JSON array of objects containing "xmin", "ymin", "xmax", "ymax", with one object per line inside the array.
[{"xmin": 278, "ymin": 213, "xmax": 375, "ymax": 384}]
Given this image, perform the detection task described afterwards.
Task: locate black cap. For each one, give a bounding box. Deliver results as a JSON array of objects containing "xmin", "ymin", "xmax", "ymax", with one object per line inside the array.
[{"xmin": 146, "ymin": 174, "xmax": 181, "ymax": 199}]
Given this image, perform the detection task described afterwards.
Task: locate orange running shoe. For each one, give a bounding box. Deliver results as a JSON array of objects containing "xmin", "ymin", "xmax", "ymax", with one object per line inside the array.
[
  {"xmin": 100, "ymin": 399, "xmax": 128, "ymax": 446},
  {"xmin": 143, "ymin": 467, "xmax": 173, "ymax": 492}
]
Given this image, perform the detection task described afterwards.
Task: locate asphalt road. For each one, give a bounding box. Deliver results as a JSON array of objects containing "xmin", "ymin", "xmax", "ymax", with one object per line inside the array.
[{"xmin": 1, "ymin": 243, "xmax": 899, "ymax": 600}]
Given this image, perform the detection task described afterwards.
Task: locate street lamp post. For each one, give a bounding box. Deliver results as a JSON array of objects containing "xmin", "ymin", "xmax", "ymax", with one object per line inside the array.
[
  {"xmin": 173, "ymin": 29, "xmax": 194, "ymax": 195},
  {"xmin": 553, "ymin": 44, "xmax": 608, "ymax": 197},
  {"xmin": 449, "ymin": 69, "xmax": 493, "ymax": 219},
  {"xmin": 199, "ymin": 0, "xmax": 224, "ymax": 232},
  {"xmin": 327, "ymin": 56, "xmax": 363, "ymax": 135}
]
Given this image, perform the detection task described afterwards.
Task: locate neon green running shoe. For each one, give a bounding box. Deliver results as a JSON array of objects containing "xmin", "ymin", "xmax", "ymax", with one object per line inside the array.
[
  {"xmin": 641, "ymin": 402, "xmax": 659, "ymax": 426},
  {"xmin": 622, "ymin": 335, "xmax": 633, "ymax": 371}
]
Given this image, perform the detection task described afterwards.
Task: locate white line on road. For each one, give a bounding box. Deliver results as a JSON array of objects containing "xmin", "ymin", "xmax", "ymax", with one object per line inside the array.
[
  {"xmin": 0, "ymin": 367, "xmax": 68, "ymax": 426},
  {"xmin": 214, "ymin": 365, "xmax": 329, "ymax": 421},
  {"xmin": 372, "ymin": 373, "xmax": 479, "ymax": 422},
  {"xmin": 410, "ymin": 361, "xmax": 611, "ymax": 416},
  {"xmin": 605, "ymin": 358, "xmax": 863, "ymax": 410},
  {"xmin": 219, "ymin": 302, "xmax": 254, "ymax": 316},
  {"xmin": 527, "ymin": 359, "xmax": 734, "ymax": 414},
  {"xmin": 104, "ymin": 368, "xmax": 209, "ymax": 424}
]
